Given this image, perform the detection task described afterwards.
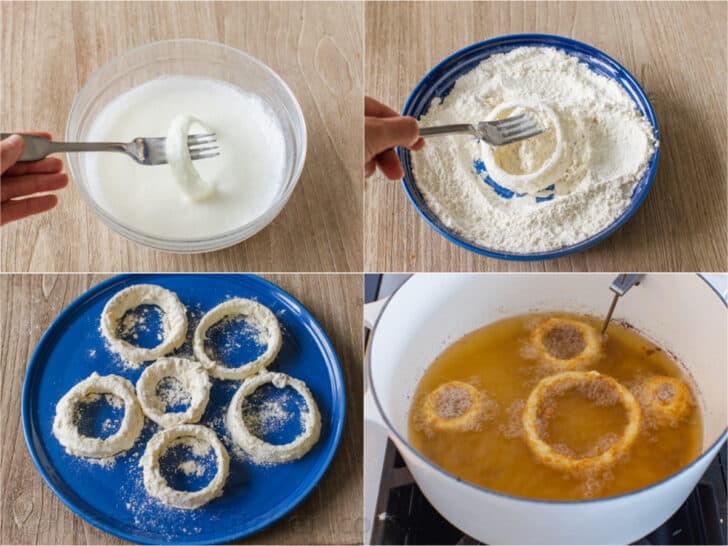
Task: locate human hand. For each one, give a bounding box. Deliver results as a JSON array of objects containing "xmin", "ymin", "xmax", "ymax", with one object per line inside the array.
[
  {"xmin": 365, "ymin": 96, "xmax": 425, "ymax": 180},
  {"xmin": 1, "ymin": 133, "xmax": 68, "ymax": 225}
]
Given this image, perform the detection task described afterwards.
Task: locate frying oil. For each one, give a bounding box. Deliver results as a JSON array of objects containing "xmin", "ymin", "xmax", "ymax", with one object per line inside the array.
[{"xmin": 408, "ymin": 313, "xmax": 703, "ymax": 500}]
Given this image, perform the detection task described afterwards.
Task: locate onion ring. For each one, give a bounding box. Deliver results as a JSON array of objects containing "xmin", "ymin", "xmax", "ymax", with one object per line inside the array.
[
  {"xmin": 140, "ymin": 424, "xmax": 229, "ymax": 509},
  {"xmin": 165, "ymin": 115, "xmax": 215, "ymax": 201},
  {"xmin": 530, "ymin": 317, "xmax": 602, "ymax": 369},
  {"xmin": 52, "ymin": 372, "xmax": 144, "ymax": 458},
  {"xmin": 638, "ymin": 375, "xmax": 694, "ymax": 428},
  {"xmin": 421, "ymin": 381, "xmax": 484, "ymax": 432},
  {"xmin": 227, "ymin": 372, "xmax": 321, "ymax": 464},
  {"xmin": 522, "ymin": 371, "xmax": 642, "ymax": 472},
  {"xmin": 479, "ymin": 101, "xmax": 564, "ymax": 195},
  {"xmin": 193, "ymin": 298, "xmax": 282, "ymax": 381},
  {"xmin": 136, "ymin": 357, "xmax": 211, "ymax": 428},
  {"xmin": 101, "ymin": 284, "xmax": 188, "ymax": 366}
]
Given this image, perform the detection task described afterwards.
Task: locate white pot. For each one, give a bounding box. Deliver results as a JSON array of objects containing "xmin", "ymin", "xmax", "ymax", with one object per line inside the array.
[{"xmin": 366, "ymin": 273, "xmax": 727, "ymax": 545}]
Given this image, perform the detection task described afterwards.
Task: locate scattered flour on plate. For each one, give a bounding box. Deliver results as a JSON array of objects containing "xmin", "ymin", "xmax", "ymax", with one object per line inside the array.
[
  {"xmin": 178, "ymin": 460, "xmax": 207, "ymax": 477},
  {"xmin": 242, "ymin": 391, "xmax": 296, "ymax": 436},
  {"xmin": 155, "ymin": 376, "xmax": 193, "ymax": 410},
  {"xmin": 411, "ymin": 46, "xmax": 657, "ymax": 253}
]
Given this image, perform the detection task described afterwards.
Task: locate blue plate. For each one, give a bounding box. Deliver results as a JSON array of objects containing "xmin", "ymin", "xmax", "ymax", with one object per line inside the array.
[
  {"xmin": 399, "ymin": 33, "xmax": 660, "ymax": 261},
  {"xmin": 21, "ymin": 274, "xmax": 346, "ymax": 544}
]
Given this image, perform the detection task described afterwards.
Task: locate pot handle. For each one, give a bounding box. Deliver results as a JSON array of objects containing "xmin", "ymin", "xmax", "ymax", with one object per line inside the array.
[
  {"xmin": 364, "ymin": 297, "xmax": 389, "ymax": 330},
  {"xmin": 364, "ymin": 387, "xmax": 387, "ymax": 428},
  {"xmin": 365, "ymin": 296, "xmax": 391, "ymax": 429}
]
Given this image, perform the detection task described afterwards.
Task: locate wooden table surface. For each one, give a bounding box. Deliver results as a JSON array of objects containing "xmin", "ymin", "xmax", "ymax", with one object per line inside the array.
[
  {"xmin": 0, "ymin": 274, "xmax": 363, "ymax": 545},
  {"xmin": 365, "ymin": 1, "xmax": 727, "ymax": 272},
  {"xmin": 0, "ymin": 1, "xmax": 363, "ymax": 273}
]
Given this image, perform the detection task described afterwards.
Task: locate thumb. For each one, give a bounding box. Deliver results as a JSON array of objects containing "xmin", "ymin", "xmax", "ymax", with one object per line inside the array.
[
  {"xmin": 365, "ymin": 116, "xmax": 419, "ymax": 160},
  {"xmin": 1, "ymin": 135, "xmax": 25, "ymax": 175}
]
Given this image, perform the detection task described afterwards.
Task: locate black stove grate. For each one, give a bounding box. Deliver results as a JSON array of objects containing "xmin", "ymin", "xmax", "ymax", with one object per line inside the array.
[{"xmin": 371, "ymin": 440, "xmax": 727, "ymax": 545}]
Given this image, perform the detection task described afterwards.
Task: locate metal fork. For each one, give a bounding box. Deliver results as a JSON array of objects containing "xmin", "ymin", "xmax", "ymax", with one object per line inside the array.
[
  {"xmin": 0, "ymin": 132, "xmax": 220, "ymax": 165},
  {"xmin": 418, "ymin": 113, "xmax": 544, "ymax": 146}
]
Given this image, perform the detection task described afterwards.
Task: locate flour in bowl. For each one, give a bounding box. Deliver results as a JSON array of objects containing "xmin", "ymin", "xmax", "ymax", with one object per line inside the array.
[{"xmin": 411, "ymin": 47, "xmax": 657, "ymax": 253}]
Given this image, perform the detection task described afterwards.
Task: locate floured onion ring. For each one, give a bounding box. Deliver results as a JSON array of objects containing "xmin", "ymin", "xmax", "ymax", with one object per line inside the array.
[
  {"xmin": 530, "ymin": 317, "xmax": 602, "ymax": 369},
  {"xmin": 193, "ymin": 298, "xmax": 282, "ymax": 381},
  {"xmin": 101, "ymin": 284, "xmax": 188, "ymax": 366},
  {"xmin": 522, "ymin": 371, "xmax": 642, "ymax": 472},
  {"xmin": 638, "ymin": 375, "xmax": 694, "ymax": 428},
  {"xmin": 136, "ymin": 357, "xmax": 211, "ymax": 428},
  {"xmin": 52, "ymin": 372, "xmax": 144, "ymax": 458},
  {"xmin": 421, "ymin": 381, "xmax": 484, "ymax": 432},
  {"xmin": 141, "ymin": 424, "xmax": 229, "ymax": 509},
  {"xmin": 479, "ymin": 100, "xmax": 563, "ymax": 195},
  {"xmin": 227, "ymin": 371, "xmax": 321, "ymax": 464},
  {"xmin": 165, "ymin": 115, "xmax": 215, "ymax": 201}
]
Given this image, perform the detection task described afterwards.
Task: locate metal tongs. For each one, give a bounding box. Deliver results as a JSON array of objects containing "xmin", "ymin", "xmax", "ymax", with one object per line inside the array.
[{"xmin": 601, "ymin": 274, "xmax": 644, "ymax": 334}]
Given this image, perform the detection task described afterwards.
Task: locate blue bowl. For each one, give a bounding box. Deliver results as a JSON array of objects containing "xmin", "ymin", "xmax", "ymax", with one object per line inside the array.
[
  {"xmin": 21, "ymin": 274, "xmax": 346, "ymax": 544},
  {"xmin": 399, "ymin": 34, "xmax": 660, "ymax": 261}
]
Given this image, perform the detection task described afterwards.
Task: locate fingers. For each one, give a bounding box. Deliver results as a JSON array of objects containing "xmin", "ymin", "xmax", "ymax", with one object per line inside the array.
[
  {"xmin": 1, "ymin": 135, "xmax": 25, "ymax": 174},
  {"xmin": 365, "ymin": 96, "xmax": 400, "ymax": 118},
  {"xmin": 410, "ymin": 137, "xmax": 426, "ymax": 151},
  {"xmin": 1, "ymin": 172, "xmax": 69, "ymax": 201},
  {"xmin": 19, "ymin": 131, "xmax": 52, "ymax": 139},
  {"xmin": 365, "ymin": 116, "xmax": 420, "ymax": 160},
  {"xmin": 1, "ymin": 194, "xmax": 58, "ymax": 225},
  {"xmin": 364, "ymin": 159, "xmax": 376, "ymax": 178},
  {"xmin": 375, "ymin": 149, "xmax": 405, "ymax": 180},
  {"xmin": 4, "ymin": 157, "xmax": 63, "ymax": 176}
]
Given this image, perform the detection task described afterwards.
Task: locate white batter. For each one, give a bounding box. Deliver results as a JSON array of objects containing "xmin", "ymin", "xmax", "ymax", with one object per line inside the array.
[
  {"xmin": 412, "ymin": 47, "xmax": 657, "ymax": 253},
  {"xmin": 85, "ymin": 76, "xmax": 287, "ymax": 240}
]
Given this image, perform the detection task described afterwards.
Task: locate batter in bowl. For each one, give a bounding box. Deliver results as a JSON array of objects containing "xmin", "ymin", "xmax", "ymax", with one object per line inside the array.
[
  {"xmin": 412, "ymin": 47, "xmax": 657, "ymax": 253},
  {"xmin": 84, "ymin": 76, "xmax": 287, "ymax": 240}
]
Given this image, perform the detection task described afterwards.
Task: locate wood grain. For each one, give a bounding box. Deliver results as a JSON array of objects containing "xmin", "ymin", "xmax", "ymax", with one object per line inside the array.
[
  {"xmin": 0, "ymin": 1, "xmax": 363, "ymax": 273},
  {"xmin": 0, "ymin": 273, "xmax": 363, "ymax": 545},
  {"xmin": 365, "ymin": 1, "xmax": 727, "ymax": 272}
]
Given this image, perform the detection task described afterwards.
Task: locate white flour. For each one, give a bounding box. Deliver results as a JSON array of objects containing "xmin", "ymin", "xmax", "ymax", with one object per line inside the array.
[{"xmin": 412, "ymin": 47, "xmax": 657, "ymax": 253}]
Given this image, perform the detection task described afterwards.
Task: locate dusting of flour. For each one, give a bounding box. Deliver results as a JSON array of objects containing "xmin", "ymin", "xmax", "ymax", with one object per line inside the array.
[{"xmin": 412, "ymin": 47, "xmax": 657, "ymax": 252}]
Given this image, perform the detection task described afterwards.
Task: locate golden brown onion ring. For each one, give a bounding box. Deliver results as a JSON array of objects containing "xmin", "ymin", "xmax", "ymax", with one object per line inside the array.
[
  {"xmin": 421, "ymin": 380, "xmax": 484, "ymax": 433},
  {"xmin": 530, "ymin": 317, "xmax": 602, "ymax": 369},
  {"xmin": 638, "ymin": 375, "xmax": 693, "ymax": 428},
  {"xmin": 522, "ymin": 371, "xmax": 642, "ymax": 472}
]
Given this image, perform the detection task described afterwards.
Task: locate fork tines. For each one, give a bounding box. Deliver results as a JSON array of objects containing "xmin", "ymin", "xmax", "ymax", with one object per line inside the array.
[
  {"xmin": 187, "ymin": 133, "xmax": 220, "ymax": 160},
  {"xmin": 491, "ymin": 114, "xmax": 544, "ymax": 144}
]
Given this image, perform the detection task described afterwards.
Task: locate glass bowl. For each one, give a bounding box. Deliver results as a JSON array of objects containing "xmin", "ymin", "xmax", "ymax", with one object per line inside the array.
[{"xmin": 66, "ymin": 39, "xmax": 307, "ymax": 253}]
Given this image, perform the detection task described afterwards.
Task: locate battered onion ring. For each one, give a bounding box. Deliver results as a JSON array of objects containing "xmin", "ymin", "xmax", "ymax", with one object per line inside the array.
[
  {"xmin": 479, "ymin": 100, "xmax": 564, "ymax": 195},
  {"xmin": 136, "ymin": 358, "xmax": 211, "ymax": 428},
  {"xmin": 421, "ymin": 381, "xmax": 484, "ymax": 432},
  {"xmin": 165, "ymin": 115, "xmax": 215, "ymax": 201},
  {"xmin": 193, "ymin": 298, "xmax": 282, "ymax": 381},
  {"xmin": 522, "ymin": 371, "xmax": 642, "ymax": 472},
  {"xmin": 101, "ymin": 284, "xmax": 188, "ymax": 366},
  {"xmin": 141, "ymin": 424, "xmax": 229, "ymax": 509},
  {"xmin": 530, "ymin": 317, "xmax": 602, "ymax": 369},
  {"xmin": 227, "ymin": 372, "xmax": 321, "ymax": 464},
  {"xmin": 638, "ymin": 375, "xmax": 694, "ymax": 428},
  {"xmin": 52, "ymin": 372, "xmax": 144, "ymax": 458}
]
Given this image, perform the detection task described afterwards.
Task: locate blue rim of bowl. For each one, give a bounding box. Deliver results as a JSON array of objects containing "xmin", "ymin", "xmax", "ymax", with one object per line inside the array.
[
  {"xmin": 21, "ymin": 273, "xmax": 346, "ymax": 544},
  {"xmin": 398, "ymin": 33, "xmax": 660, "ymax": 261}
]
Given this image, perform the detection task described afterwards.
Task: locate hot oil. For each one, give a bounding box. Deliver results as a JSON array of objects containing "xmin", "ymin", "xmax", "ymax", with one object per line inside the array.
[{"xmin": 408, "ymin": 313, "xmax": 703, "ymax": 500}]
